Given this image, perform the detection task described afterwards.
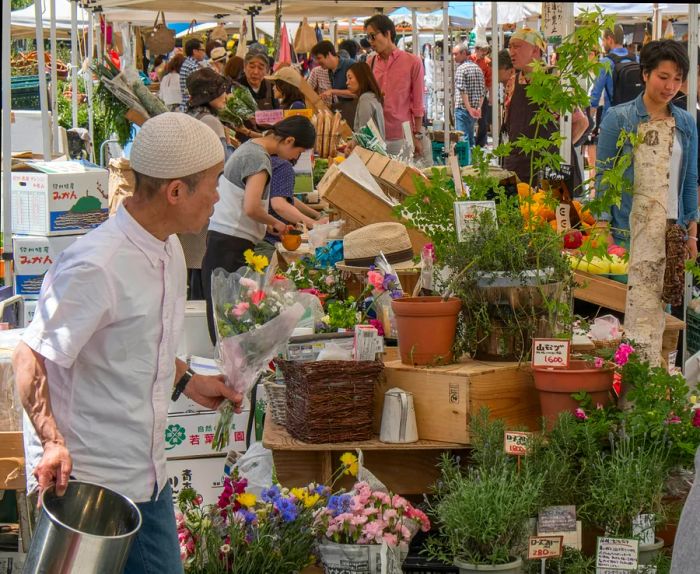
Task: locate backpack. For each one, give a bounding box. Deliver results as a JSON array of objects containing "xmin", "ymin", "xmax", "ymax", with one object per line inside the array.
[{"xmin": 607, "ymin": 52, "xmax": 644, "ymax": 106}]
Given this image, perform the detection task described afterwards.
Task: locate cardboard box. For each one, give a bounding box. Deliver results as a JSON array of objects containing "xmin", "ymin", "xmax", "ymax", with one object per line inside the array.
[
  {"xmin": 374, "ymin": 359, "xmax": 540, "ymax": 444},
  {"xmin": 317, "ymin": 161, "xmax": 428, "ymax": 253},
  {"xmin": 0, "ymin": 553, "xmax": 25, "ymax": 574},
  {"xmin": 165, "ymin": 410, "xmax": 250, "ymax": 458},
  {"xmin": 167, "ymin": 455, "xmax": 227, "ymax": 509},
  {"xmin": 11, "ymin": 160, "xmax": 109, "ymax": 236},
  {"xmin": 23, "ymin": 299, "xmax": 36, "ymax": 327},
  {"xmin": 12, "ymin": 235, "xmax": 80, "ymax": 299}
]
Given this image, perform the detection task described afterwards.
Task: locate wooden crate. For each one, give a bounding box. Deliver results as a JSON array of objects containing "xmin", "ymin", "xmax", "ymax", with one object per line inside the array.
[
  {"xmin": 0, "ymin": 431, "xmax": 25, "ymax": 491},
  {"xmin": 262, "ymin": 414, "xmax": 467, "ymax": 495},
  {"xmin": 317, "ymin": 165, "xmax": 429, "ymax": 253},
  {"xmin": 351, "ymin": 147, "xmax": 427, "ymax": 198},
  {"xmin": 374, "ymin": 359, "xmax": 540, "ymax": 444}
]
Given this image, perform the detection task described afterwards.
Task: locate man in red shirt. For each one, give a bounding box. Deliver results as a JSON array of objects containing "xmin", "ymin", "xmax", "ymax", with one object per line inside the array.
[
  {"xmin": 470, "ymin": 40, "xmax": 492, "ymax": 147},
  {"xmin": 364, "ymin": 14, "xmax": 426, "ymax": 161}
]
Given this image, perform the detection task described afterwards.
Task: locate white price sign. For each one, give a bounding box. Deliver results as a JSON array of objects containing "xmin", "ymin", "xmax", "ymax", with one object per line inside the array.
[
  {"xmin": 596, "ymin": 537, "xmax": 639, "ymax": 571},
  {"xmin": 532, "ymin": 338, "xmax": 571, "ymax": 368},
  {"xmin": 504, "ymin": 430, "xmax": 532, "ymax": 456},
  {"xmin": 528, "ymin": 536, "xmax": 563, "ymax": 560}
]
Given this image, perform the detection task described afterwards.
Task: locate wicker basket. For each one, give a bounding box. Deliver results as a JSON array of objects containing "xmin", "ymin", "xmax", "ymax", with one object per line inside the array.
[
  {"xmin": 279, "ymin": 359, "xmax": 383, "ymax": 443},
  {"xmin": 592, "ymin": 337, "xmax": 622, "ymax": 350},
  {"xmin": 264, "ymin": 381, "xmax": 287, "ymax": 426}
]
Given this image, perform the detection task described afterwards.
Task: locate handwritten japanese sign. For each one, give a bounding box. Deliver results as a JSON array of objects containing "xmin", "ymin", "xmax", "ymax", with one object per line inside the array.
[
  {"xmin": 596, "ymin": 537, "xmax": 638, "ymax": 571},
  {"xmin": 504, "ymin": 430, "xmax": 532, "ymax": 456},
  {"xmin": 454, "ymin": 200, "xmax": 497, "ymax": 242},
  {"xmin": 528, "ymin": 536, "xmax": 563, "ymax": 560},
  {"xmin": 538, "ymin": 506, "xmax": 577, "ymax": 533},
  {"xmin": 255, "ymin": 109, "xmax": 285, "ymax": 125},
  {"xmin": 532, "ymin": 338, "xmax": 571, "ymax": 368}
]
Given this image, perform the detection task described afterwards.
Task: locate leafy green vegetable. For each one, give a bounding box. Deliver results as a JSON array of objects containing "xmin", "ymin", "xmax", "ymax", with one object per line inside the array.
[{"xmin": 219, "ymin": 87, "xmax": 258, "ymax": 128}]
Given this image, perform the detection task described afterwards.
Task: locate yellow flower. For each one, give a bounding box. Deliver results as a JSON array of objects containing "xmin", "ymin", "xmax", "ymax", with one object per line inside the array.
[
  {"xmin": 244, "ymin": 249, "xmax": 269, "ymax": 274},
  {"xmin": 290, "ymin": 487, "xmax": 306, "ymax": 500},
  {"xmin": 691, "ymin": 395, "xmax": 698, "ymax": 405},
  {"xmin": 236, "ymin": 492, "xmax": 257, "ymax": 508},
  {"xmin": 303, "ymin": 493, "xmax": 320, "ymax": 508},
  {"xmin": 340, "ymin": 452, "xmax": 358, "ymax": 477}
]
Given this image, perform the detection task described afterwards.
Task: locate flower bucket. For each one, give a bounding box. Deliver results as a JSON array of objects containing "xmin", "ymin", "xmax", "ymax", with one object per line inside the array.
[
  {"xmin": 391, "ymin": 296, "xmax": 462, "ymax": 365},
  {"xmin": 318, "ymin": 542, "xmax": 407, "ymax": 574},
  {"xmin": 533, "ymin": 359, "xmax": 614, "ymax": 428},
  {"xmin": 454, "ymin": 556, "xmax": 523, "ymax": 573}
]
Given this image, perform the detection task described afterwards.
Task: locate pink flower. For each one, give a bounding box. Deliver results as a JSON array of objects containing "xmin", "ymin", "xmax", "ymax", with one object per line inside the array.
[
  {"xmin": 373, "ymin": 491, "xmax": 391, "ymax": 505},
  {"xmin": 232, "ymin": 302, "xmax": 250, "ymax": 317},
  {"xmin": 186, "ymin": 538, "xmax": 195, "ymax": 554},
  {"xmin": 692, "ymin": 409, "xmax": 700, "ymax": 428},
  {"xmin": 596, "ymin": 403, "xmax": 604, "ymax": 410},
  {"xmin": 325, "ymin": 275, "xmax": 336, "ymax": 285},
  {"xmin": 383, "ymin": 509, "xmax": 398, "ymax": 522},
  {"xmin": 391, "ymin": 495, "xmax": 409, "ymax": 510},
  {"xmin": 239, "ymin": 277, "xmax": 258, "ymax": 291},
  {"xmin": 368, "ymin": 319, "xmax": 385, "ymax": 337},
  {"xmin": 382, "ymin": 533, "xmax": 398, "ymax": 546},
  {"xmin": 614, "ymin": 343, "xmax": 635, "ymax": 367},
  {"xmin": 180, "ymin": 546, "xmax": 188, "ymax": 561},
  {"xmin": 575, "ymin": 407, "xmax": 588, "ymax": 420},
  {"xmin": 362, "ymin": 520, "xmax": 387, "ymax": 544},
  {"xmin": 193, "ymin": 495, "xmax": 203, "ymax": 506},
  {"xmin": 367, "ymin": 270, "xmax": 385, "ymax": 291},
  {"xmin": 250, "ymin": 290, "xmax": 266, "ymax": 305},
  {"xmin": 666, "ymin": 413, "xmax": 682, "ymax": 424},
  {"xmin": 350, "ymin": 515, "xmax": 368, "ymax": 527},
  {"xmin": 594, "ymin": 357, "xmax": 604, "ymax": 368},
  {"xmin": 300, "ymin": 288, "xmax": 320, "ymax": 296}
]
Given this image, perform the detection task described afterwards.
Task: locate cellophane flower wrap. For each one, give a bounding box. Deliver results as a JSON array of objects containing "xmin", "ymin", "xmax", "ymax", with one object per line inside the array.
[{"xmin": 211, "ymin": 250, "xmax": 320, "ymax": 450}]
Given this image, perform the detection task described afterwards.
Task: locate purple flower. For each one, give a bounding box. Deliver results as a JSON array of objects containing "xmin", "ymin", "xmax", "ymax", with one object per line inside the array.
[
  {"xmin": 390, "ymin": 289, "xmax": 403, "ymax": 299},
  {"xmin": 327, "ymin": 494, "xmax": 352, "ymax": 517},
  {"xmin": 261, "ymin": 485, "xmax": 280, "ymax": 503},
  {"xmin": 382, "ymin": 274, "xmax": 397, "ymax": 290}
]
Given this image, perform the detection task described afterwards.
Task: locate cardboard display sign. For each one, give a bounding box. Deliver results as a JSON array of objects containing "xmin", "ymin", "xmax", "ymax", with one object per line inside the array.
[
  {"xmin": 504, "ymin": 430, "xmax": 532, "ymax": 456},
  {"xmin": 532, "ymin": 338, "xmax": 571, "ymax": 368}
]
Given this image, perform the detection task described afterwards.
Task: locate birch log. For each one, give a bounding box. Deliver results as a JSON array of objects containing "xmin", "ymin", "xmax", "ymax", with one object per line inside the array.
[{"xmin": 624, "ymin": 118, "xmax": 675, "ymax": 366}]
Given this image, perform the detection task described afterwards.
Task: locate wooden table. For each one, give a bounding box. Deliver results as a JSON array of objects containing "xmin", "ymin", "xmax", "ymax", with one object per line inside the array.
[{"xmin": 262, "ymin": 415, "xmax": 468, "ymax": 495}]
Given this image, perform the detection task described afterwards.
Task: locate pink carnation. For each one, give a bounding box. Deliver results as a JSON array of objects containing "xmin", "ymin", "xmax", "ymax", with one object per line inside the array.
[
  {"xmin": 239, "ymin": 277, "xmax": 258, "ymax": 291},
  {"xmin": 614, "ymin": 343, "xmax": 635, "ymax": 367},
  {"xmin": 367, "ymin": 270, "xmax": 385, "ymax": 291},
  {"xmin": 232, "ymin": 302, "xmax": 250, "ymax": 317},
  {"xmin": 362, "ymin": 520, "xmax": 387, "ymax": 544},
  {"xmin": 382, "ymin": 533, "xmax": 398, "ymax": 547}
]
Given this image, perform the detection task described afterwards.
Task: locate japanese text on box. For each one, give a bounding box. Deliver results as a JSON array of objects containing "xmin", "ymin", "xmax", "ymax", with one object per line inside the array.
[
  {"xmin": 528, "ymin": 536, "xmax": 563, "ymax": 560},
  {"xmin": 532, "ymin": 338, "xmax": 570, "ymax": 368},
  {"xmin": 504, "ymin": 431, "xmax": 532, "ymax": 456}
]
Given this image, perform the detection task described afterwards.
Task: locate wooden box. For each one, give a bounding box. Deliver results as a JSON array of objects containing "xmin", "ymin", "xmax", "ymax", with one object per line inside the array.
[
  {"xmin": 351, "ymin": 147, "xmax": 428, "ymax": 199},
  {"xmin": 317, "ymin": 164, "xmax": 429, "ymax": 253},
  {"xmin": 374, "ymin": 359, "xmax": 541, "ymax": 444}
]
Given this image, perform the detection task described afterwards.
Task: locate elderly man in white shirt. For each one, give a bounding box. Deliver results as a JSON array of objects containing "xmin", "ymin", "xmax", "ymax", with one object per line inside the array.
[{"xmin": 13, "ymin": 113, "xmax": 242, "ymax": 574}]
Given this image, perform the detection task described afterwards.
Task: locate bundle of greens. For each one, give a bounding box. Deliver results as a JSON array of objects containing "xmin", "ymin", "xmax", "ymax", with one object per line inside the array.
[
  {"xmin": 92, "ymin": 58, "xmax": 166, "ymax": 119},
  {"xmin": 219, "ymin": 86, "xmax": 258, "ymax": 128}
]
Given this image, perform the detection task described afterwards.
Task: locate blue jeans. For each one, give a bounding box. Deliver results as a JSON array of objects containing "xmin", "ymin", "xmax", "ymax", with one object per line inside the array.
[
  {"xmin": 123, "ymin": 483, "xmax": 184, "ymax": 574},
  {"xmin": 455, "ymin": 107, "xmax": 476, "ymax": 148}
]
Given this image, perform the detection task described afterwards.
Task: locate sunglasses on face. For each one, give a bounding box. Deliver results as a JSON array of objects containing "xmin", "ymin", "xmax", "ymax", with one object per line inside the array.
[{"xmin": 367, "ymin": 32, "xmax": 379, "ymax": 41}]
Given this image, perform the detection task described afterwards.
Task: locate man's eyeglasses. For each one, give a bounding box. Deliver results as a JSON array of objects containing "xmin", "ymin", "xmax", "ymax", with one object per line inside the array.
[{"xmin": 367, "ymin": 32, "xmax": 378, "ymax": 41}]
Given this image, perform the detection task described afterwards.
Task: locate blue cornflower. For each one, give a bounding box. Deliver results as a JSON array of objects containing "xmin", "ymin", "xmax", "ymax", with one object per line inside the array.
[
  {"xmin": 390, "ymin": 289, "xmax": 402, "ymax": 299},
  {"xmin": 382, "ymin": 274, "xmax": 397, "ymax": 290},
  {"xmin": 327, "ymin": 494, "xmax": 351, "ymax": 517},
  {"xmin": 261, "ymin": 485, "xmax": 280, "ymax": 503},
  {"xmin": 275, "ymin": 497, "xmax": 298, "ymax": 522},
  {"xmin": 236, "ymin": 509, "xmax": 257, "ymax": 524}
]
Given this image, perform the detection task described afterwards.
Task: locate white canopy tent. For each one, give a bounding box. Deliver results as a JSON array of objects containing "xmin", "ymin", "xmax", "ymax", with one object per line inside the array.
[{"xmin": 11, "ymin": 0, "xmax": 89, "ymax": 39}]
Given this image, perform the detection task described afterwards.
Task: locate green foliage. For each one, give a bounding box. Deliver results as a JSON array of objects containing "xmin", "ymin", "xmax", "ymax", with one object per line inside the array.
[
  {"xmin": 579, "ymin": 434, "xmax": 670, "ymax": 538},
  {"xmin": 219, "ymin": 87, "xmax": 258, "ymax": 128},
  {"xmin": 425, "ymin": 452, "xmax": 543, "ymax": 566},
  {"xmin": 324, "ymin": 297, "xmax": 359, "ymax": 330},
  {"xmin": 11, "ymin": 0, "xmax": 32, "ymax": 9}
]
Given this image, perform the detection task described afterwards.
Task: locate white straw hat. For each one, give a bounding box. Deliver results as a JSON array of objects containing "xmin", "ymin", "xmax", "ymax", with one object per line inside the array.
[
  {"xmin": 337, "ymin": 222, "xmax": 417, "ymax": 272},
  {"xmin": 130, "ymin": 112, "xmax": 224, "ymax": 179}
]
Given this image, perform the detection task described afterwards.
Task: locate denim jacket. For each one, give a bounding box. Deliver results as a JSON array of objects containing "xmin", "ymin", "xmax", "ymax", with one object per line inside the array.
[{"xmin": 596, "ymin": 93, "xmax": 698, "ymax": 242}]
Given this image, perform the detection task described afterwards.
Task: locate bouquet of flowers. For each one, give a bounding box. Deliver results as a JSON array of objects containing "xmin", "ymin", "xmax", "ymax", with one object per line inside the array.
[
  {"xmin": 282, "ymin": 256, "xmax": 346, "ymax": 302},
  {"xmin": 211, "ymin": 250, "xmax": 320, "ymax": 450},
  {"xmin": 177, "ymin": 473, "xmax": 326, "ymax": 574}
]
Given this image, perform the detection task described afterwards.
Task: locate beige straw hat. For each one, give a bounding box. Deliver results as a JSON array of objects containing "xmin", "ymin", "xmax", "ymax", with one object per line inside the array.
[
  {"xmin": 265, "ymin": 66, "xmax": 302, "ymax": 88},
  {"xmin": 336, "ymin": 222, "xmax": 417, "ymax": 273},
  {"xmin": 130, "ymin": 112, "xmax": 224, "ymax": 179}
]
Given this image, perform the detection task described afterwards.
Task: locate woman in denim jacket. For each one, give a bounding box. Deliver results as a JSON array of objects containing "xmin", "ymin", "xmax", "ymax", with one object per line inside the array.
[{"xmin": 596, "ymin": 40, "xmax": 698, "ymax": 259}]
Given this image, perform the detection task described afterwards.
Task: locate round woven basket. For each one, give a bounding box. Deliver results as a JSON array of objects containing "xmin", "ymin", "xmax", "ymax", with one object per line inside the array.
[{"xmin": 592, "ymin": 337, "xmax": 622, "ymax": 349}]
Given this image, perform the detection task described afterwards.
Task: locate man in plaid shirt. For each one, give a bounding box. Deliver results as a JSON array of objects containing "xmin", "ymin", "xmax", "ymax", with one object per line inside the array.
[
  {"xmin": 179, "ymin": 39, "xmax": 206, "ymax": 111},
  {"xmin": 453, "ymin": 42, "xmax": 485, "ymax": 149}
]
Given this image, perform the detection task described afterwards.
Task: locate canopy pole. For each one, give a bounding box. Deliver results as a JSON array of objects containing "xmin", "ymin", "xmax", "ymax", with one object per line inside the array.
[
  {"xmin": 442, "ymin": 0, "xmax": 450, "ymax": 147},
  {"xmin": 86, "ymin": 10, "xmax": 95, "ymax": 163},
  {"xmin": 348, "ymin": 19, "xmax": 354, "ymax": 39},
  {"xmin": 70, "ymin": 0, "xmax": 79, "ymax": 129},
  {"xmin": 490, "ymin": 1, "xmax": 499, "ymax": 148},
  {"xmin": 411, "ymin": 9, "xmax": 419, "ymax": 56},
  {"xmin": 35, "ymin": 0, "xmax": 52, "ymax": 159},
  {"xmin": 2, "ymin": 0, "xmax": 13, "ymax": 286},
  {"xmin": 50, "ymin": 0, "xmax": 59, "ymax": 154}
]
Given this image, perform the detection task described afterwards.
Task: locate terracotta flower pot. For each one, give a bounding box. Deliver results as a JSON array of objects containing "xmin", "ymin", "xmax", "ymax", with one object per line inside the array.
[
  {"xmin": 533, "ymin": 360, "xmax": 614, "ymax": 427},
  {"xmin": 391, "ymin": 296, "xmax": 462, "ymax": 366}
]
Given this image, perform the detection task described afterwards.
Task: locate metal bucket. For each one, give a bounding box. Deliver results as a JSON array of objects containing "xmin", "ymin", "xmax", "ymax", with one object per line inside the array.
[{"xmin": 24, "ymin": 480, "xmax": 142, "ymax": 574}]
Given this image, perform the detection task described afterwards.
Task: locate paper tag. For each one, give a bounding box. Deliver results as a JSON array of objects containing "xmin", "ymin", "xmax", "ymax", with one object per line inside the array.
[
  {"xmin": 354, "ymin": 325, "xmax": 380, "ymax": 361},
  {"xmin": 449, "ymin": 154, "xmax": 465, "ymax": 196},
  {"xmin": 538, "ymin": 506, "xmax": 577, "ymax": 533},
  {"xmin": 556, "ymin": 203, "xmax": 571, "ymax": 233},
  {"xmin": 632, "ymin": 514, "xmax": 655, "ymax": 546},
  {"xmin": 528, "ymin": 536, "xmax": 563, "ymax": 560},
  {"xmin": 532, "ymin": 338, "xmax": 571, "ymax": 368},
  {"xmin": 596, "ymin": 537, "xmax": 638, "ymax": 571},
  {"xmin": 504, "ymin": 430, "xmax": 532, "ymax": 456},
  {"xmin": 255, "ymin": 109, "xmax": 285, "ymax": 125},
  {"xmin": 454, "ymin": 200, "xmax": 497, "ymax": 242}
]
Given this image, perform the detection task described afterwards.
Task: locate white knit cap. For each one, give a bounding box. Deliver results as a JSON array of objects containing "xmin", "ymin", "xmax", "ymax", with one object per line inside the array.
[{"xmin": 130, "ymin": 112, "xmax": 224, "ymax": 179}]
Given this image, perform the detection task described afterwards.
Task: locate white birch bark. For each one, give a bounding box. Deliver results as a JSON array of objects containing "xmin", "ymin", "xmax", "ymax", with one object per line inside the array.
[{"xmin": 624, "ymin": 119, "xmax": 675, "ymax": 366}]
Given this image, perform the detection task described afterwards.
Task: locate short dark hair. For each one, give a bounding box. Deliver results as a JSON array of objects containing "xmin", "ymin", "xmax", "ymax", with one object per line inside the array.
[
  {"xmin": 185, "ymin": 38, "xmax": 203, "ymax": 57},
  {"xmin": 205, "ymin": 39, "xmax": 224, "ymax": 58},
  {"xmin": 274, "ymin": 79, "xmax": 305, "ymax": 109},
  {"xmin": 364, "ymin": 14, "xmax": 396, "ymax": 44},
  {"xmin": 310, "ymin": 40, "xmax": 337, "ymax": 58},
  {"xmin": 132, "ymin": 170, "xmax": 205, "ymax": 199},
  {"xmin": 640, "ymin": 39, "xmax": 690, "ymax": 82},
  {"xmin": 338, "ymin": 39, "xmax": 360, "ymax": 60},
  {"xmin": 498, "ymin": 49, "xmax": 513, "ymax": 70},
  {"xmin": 603, "ymin": 24, "xmax": 625, "ymax": 45},
  {"xmin": 360, "ymin": 37, "xmax": 371, "ymax": 50},
  {"xmin": 347, "ymin": 62, "xmax": 382, "ymax": 103},
  {"xmin": 270, "ymin": 116, "xmax": 316, "ymax": 149}
]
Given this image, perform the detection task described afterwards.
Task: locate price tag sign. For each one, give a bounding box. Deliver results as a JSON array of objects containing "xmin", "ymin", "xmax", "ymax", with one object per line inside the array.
[
  {"xmin": 556, "ymin": 203, "xmax": 571, "ymax": 233},
  {"xmin": 532, "ymin": 338, "xmax": 571, "ymax": 368},
  {"xmin": 528, "ymin": 536, "xmax": 563, "ymax": 560},
  {"xmin": 504, "ymin": 430, "xmax": 532, "ymax": 456},
  {"xmin": 454, "ymin": 201, "xmax": 497, "ymax": 242},
  {"xmin": 255, "ymin": 109, "xmax": 285, "ymax": 125},
  {"xmin": 596, "ymin": 537, "xmax": 638, "ymax": 571},
  {"xmin": 538, "ymin": 505, "xmax": 577, "ymax": 533}
]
